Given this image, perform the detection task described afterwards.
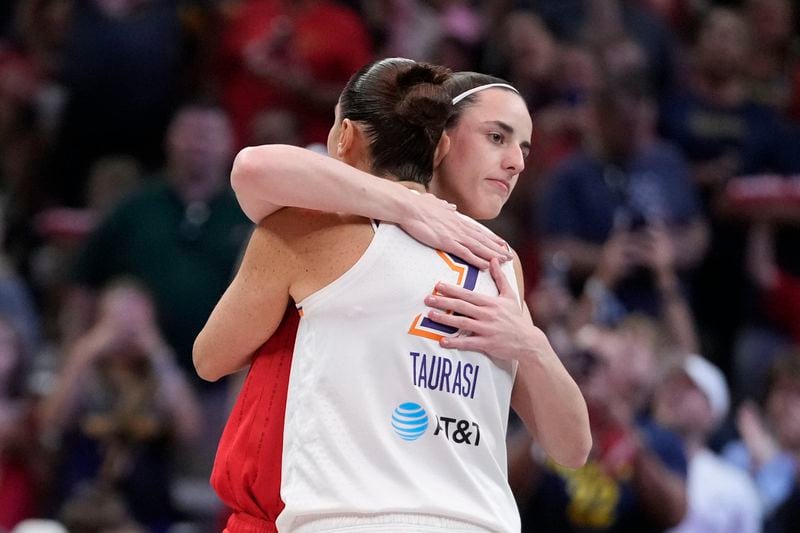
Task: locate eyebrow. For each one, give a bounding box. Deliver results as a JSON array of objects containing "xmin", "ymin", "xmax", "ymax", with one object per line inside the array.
[{"xmin": 484, "ymin": 120, "xmax": 532, "ymax": 154}]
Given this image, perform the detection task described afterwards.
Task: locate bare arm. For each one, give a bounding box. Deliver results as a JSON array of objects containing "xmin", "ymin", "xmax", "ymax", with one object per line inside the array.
[
  {"xmin": 425, "ymin": 256, "xmax": 591, "ymax": 468},
  {"xmin": 507, "ymin": 258, "xmax": 592, "ymax": 469},
  {"xmin": 231, "ymin": 145, "xmax": 511, "ymax": 269},
  {"xmin": 193, "ymin": 216, "xmax": 297, "ymax": 382},
  {"xmin": 632, "ymin": 446, "xmax": 688, "ymax": 527}
]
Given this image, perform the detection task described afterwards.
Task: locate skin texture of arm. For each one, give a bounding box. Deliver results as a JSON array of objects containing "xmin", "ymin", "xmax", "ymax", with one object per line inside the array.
[
  {"xmin": 232, "ymin": 144, "xmax": 419, "ymax": 224},
  {"xmin": 231, "ymin": 144, "xmax": 510, "ymax": 270},
  {"xmin": 193, "ymin": 207, "xmax": 373, "ymax": 382},
  {"xmin": 424, "ymin": 256, "xmax": 592, "ymax": 468},
  {"xmin": 193, "ymin": 213, "xmax": 297, "ymax": 382}
]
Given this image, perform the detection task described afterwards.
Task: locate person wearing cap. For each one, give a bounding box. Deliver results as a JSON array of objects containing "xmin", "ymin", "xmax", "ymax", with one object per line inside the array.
[{"xmin": 653, "ymin": 354, "xmax": 762, "ymax": 533}]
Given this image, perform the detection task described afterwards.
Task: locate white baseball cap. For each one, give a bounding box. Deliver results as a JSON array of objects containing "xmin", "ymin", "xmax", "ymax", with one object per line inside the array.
[
  {"xmin": 681, "ymin": 354, "xmax": 730, "ymax": 423},
  {"xmin": 11, "ymin": 520, "xmax": 68, "ymax": 533}
]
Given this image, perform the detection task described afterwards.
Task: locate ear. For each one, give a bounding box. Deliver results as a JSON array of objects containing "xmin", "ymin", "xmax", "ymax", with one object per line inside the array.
[
  {"xmin": 433, "ymin": 132, "xmax": 451, "ymax": 169},
  {"xmin": 336, "ymin": 118, "xmax": 356, "ymax": 161}
]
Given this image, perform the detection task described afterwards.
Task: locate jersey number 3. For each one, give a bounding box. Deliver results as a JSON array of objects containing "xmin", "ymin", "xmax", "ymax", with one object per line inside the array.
[{"xmin": 408, "ymin": 251, "xmax": 479, "ymax": 341}]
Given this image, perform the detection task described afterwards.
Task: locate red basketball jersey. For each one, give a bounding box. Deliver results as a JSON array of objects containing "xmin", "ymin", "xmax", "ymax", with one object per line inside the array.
[{"xmin": 212, "ymin": 307, "xmax": 300, "ymax": 533}]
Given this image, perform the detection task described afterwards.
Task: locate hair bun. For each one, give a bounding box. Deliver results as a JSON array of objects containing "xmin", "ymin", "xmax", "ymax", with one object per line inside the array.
[{"xmin": 394, "ymin": 64, "xmax": 452, "ymax": 130}]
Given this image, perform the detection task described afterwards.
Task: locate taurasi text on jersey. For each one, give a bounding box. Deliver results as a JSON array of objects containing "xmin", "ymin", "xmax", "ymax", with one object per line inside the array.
[{"xmin": 409, "ymin": 352, "xmax": 479, "ymax": 399}]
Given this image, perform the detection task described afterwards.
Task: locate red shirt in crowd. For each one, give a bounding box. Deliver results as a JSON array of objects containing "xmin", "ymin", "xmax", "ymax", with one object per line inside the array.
[{"xmin": 218, "ymin": 0, "xmax": 373, "ymax": 147}]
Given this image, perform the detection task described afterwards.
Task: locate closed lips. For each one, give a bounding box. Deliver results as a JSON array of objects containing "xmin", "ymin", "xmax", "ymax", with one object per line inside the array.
[{"xmin": 486, "ymin": 178, "xmax": 510, "ymax": 193}]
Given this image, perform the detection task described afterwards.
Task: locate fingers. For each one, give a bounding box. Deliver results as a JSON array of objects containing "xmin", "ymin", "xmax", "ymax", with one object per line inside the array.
[
  {"xmin": 440, "ymin": 335, "xmax": 486, "ymax": 353},
  {"xmin": 427, "ymin": 309, "xmax": 487, "ymax": 335},
  {"xmin": 452, "ymin": 243, "xmax": 490, "ymax": 271},
  {"xmin": 435, "ymin": 282, "xmax": 495, "ymax": 305},
  {"xmin": 457, "ymin": 240, "xmax": 503, "ymax": 270},
  {"xmin": 424, "ymin": 293, "xmax": 489, "ymax": 320},
  {"xmin": 450, "ymin": 230, "xmax": 509, "ymax": 270},
  {"xmin": 489, "ymin": 258, "xmax": 512, "ymax": 297},
  {"xmin": 468, "ymin": 226, "xmax": 512, "ymax": 260}
]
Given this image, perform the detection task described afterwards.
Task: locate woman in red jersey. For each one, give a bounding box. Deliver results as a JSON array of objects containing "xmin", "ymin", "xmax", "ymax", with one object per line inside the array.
[{"xmin": 197, "ymin": 68, "xmax": 590, "ymax": 532}]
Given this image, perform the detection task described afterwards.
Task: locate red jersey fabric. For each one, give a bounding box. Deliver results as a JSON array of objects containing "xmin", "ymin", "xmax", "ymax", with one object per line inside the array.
[
  {"xmin": 219, "ymin": 0, "xmax": 373, "ymax": 147},
  {"xmin": 212, "ymin": 307, "xmax": 300, "ymax": 532}
]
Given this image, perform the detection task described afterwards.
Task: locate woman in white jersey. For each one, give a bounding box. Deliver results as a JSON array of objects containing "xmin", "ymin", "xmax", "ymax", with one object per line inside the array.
[{"xmin": 195, "ymin": 60, "xmax": 590, "ymax": 532}]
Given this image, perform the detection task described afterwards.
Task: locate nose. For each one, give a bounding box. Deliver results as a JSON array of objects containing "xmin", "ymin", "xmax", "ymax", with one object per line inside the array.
[{"xmin": 503, "ymin": 144, "xmax": 526, "ymax": 175}]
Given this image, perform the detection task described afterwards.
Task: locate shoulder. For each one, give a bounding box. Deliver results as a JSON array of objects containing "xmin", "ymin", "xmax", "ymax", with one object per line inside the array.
[
  {"xmin": 258, "ymin": 207, "xmax": 371, "ymax": 258},
  {"xmin": 261, "ymin": 207, "xmax": 365, "ymax": 239}
]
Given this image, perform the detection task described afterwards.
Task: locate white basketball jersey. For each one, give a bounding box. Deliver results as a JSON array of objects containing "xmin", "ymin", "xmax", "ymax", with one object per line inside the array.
[{"xmin": 277, "ymin": 220, "xmax": 521, "ymax": 532}]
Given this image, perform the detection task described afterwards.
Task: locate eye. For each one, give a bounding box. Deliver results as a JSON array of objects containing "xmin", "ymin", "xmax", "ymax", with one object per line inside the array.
[{"xmin": 488, "ymin": 132, "xmax": 504, "ymax": 144}]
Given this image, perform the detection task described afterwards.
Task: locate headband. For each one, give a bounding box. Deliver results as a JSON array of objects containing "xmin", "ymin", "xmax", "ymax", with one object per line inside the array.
[{"xmin": 451, "ymin": 83, "xmax": 519, "ymax": 105}]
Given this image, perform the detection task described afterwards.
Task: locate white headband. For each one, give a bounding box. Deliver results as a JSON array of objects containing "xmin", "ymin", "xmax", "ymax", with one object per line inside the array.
[{"xmin": 452, "ymin": 83, "xmax": 519, "ymax": 105}]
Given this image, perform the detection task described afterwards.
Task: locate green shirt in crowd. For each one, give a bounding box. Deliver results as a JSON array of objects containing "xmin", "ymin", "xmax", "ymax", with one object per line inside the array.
[{"xmin": 72, "ymin": 179, "xmax": 252, "ymax": 381}]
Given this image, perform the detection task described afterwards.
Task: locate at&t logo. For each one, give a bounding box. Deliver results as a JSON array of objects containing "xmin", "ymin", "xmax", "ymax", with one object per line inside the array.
[{"xmin": 391, "ymin": 402, "xmax": 429, "ymax": 441}]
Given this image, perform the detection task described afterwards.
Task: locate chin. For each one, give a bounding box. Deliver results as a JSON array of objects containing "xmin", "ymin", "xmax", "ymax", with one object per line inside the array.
[{"xmin": 469, "ymin": 202, "xmax": 503, "ymax": 221}]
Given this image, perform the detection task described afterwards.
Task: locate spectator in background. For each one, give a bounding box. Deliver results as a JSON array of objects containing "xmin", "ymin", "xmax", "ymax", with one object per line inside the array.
[
  {"xmin": 495, "ymin": 0, "xmax": 676, "ymax": 95},
  {"xmin": 63, "ymin": 103, "xmax": 248, "ymax": 500},
  {"xmin": 46, "ymin": 0, "xmax": 185, "ymax": 207},
  {"xmin": 722, "ymin": 351, "xmax": 800, "ymax": 527},
  {"xmin": 0, "ymin": 199, "xmax": 40, "ymax": 357},
  {"xmin": 570, "ymin": 217, "xmax": 700, "ymax": 353},
  {"xmin": 0, "ymin": 0, "xmax": 70, "ymax": 270},
  {"xmin": 218, "ymin": 0, "xmax": 372, "ymax": 147},
  {"xmin": 653, "ymin": 354, "xmax": 762, "ymax": 533},
  {"xmin": 57, "ymin": 482, "xmax": 145, "ymax": 533},
  {"xmin": 31, "ymin": 155, "xmax": 142, "ymax": 335},
  {"xmin": 659, "ymin": 7, "xmax": 781, "ymax": 195},
  {"xmin": 247, "ymin": 108, "xmax": 301, "ymax": 148},
  {"xmin": 539, "ymin": 74, "xmax": 707, "ymax": 319},
  {"xmin": 484, "ymin": 11, "xmax": 559, "ymax": 110},
  {"xmin": 40, "ymin": 279, "xmax": 202, "ymax": 532},
  {"xmin": 0, "ymin": 315, "xmax": 37, "ymax": 531},
  {"xmin": 65, "ymin": 102, "xmax": 249, "ymax": 382},
  {"xmin": 745, "ymin": 0, "xmax": 797, "ymax": 115},
  {"xmin": 737, "ymin": 222, "xmax": 800, "ymax": 399},
  {"xmin": 659, "ymin": 7, "xmax": 790, "ymax": 376},
  {"xmin": 511, "ymin": 323, "xmax": 687, "ymax": 532}
]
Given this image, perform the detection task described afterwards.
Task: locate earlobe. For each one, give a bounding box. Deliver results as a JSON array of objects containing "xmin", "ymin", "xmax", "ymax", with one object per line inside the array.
[
  {"xmin": 433, "ymin": 132, "xmax": 451, "ymax": 168},
  {"xmin": 338, "ymin": 118, "xmax": 369, "ymax": 168},
  {"xmin": 336, "ymin": 119, "xmax": 353, "ymax": 159}
]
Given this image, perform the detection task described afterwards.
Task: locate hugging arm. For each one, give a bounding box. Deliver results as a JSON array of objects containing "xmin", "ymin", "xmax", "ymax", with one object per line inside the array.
[
  {"xmin": 231, "ymin": 144, "xmax": 510, "ymax": 269},
  {"xmin": 424, "ymin": 256, "xmax": 592, "ymax": 468},
  {"xmin": 193, "ymin": 218, "xmax": 296, "ymax": 382}
]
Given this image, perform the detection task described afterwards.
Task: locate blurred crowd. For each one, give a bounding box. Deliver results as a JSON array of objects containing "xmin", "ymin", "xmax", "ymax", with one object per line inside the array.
[{"xmin": 0, "ymin": 0, "xmax": 799, "ymax": 532}]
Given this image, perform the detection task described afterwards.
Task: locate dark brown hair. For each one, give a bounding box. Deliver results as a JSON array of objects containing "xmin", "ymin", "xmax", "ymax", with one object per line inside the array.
[
  {"xmin": 339, "ymin": 58, "xmax": 452, "ymax": 186},
  {"xmin": 444, "ymin": 72, "xmax": 523, "ymax": 128}
]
